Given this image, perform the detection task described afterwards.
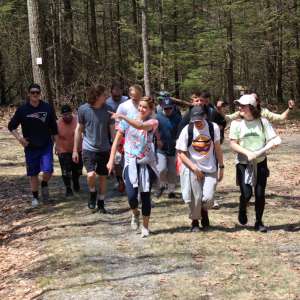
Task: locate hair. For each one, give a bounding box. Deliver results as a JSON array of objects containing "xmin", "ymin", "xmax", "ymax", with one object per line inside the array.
[
  {"xmin": 249, "ymin": 103, "xmax": 261, "ymax": 119},
  {"xmin": 200, "ymin": 90, "xmax": 211, "ymax": 99},
  {"xmin": 87, "ymin": 84, "xmax": 106, "ymax": 105},
  {"xmin": 139, "ymin": 96, "xmax": 155, "ymax": 110},
  {"xmin": 190, "ymin": 88, "xmax": 201, "ymax": 97},
  {"xmin": 111, "ymin": 81, "xmax": 123, "ymax": 91},
  {"xmin": 129, "ymin": 84, "xmax": 143, "ymax": 96},
  {"xmin": 28, "ymin": 83, "xmax": 41, "ymax": 92}
]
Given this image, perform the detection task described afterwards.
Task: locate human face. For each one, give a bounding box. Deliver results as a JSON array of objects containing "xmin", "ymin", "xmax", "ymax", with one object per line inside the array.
[
  {"xmin": 129, "ymin": 88, "xmax": 142, "ymax": 102},
  {"xmin": 62, "ymin": 112, "xmax": 73, "ymax": 123},
  {"xmin": 194, "ymin": 119, "xmax": 205, "ymax": 129},
  {"xmin": 29, "ymin": 89, "xmax": 41, "ymax": 103},
  {"xmin": 191, "ymin": 94, "xmax": 201, "ymax": 106},
  {"xmin": 163, "ymin": 106, "xmax": 173, "ymax": 117},
  {"xmin": 138, "ymin": 101, "xmax": 152, "ymax": 120},
  {"xmin": 94, "ymin": 91, "xmax": 109, "ymax": 107},
  {"xmin": 111, "ymin": 87, "xmax": 122, "ymax": 101},
  {"xmin": 199, "ymin": 97, "xmax": 209, "ymax": 106},
  {"xmin": 238, "ymin": 104, "xmax": 253, "ymax": 120}
]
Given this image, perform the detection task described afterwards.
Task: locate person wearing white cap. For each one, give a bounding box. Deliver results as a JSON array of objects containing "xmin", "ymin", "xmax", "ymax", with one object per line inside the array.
[{"xmin": 229, "ymin": 94, "xmax": 281, "ymax": 232}]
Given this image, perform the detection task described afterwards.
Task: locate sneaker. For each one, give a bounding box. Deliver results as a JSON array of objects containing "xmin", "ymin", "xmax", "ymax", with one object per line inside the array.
[
  {"xmin": 131, "ymin": 211, "xmax": 140, "ymax": 230},
  {"xmin": 65, "ymin": 187, "xmax": 73, "ymax": 197},
  {"xmin": 31, "ymin": 198, "xmax": 39, "ymax": 208},
  {"xmin": 212, "ymin": 200, "xmax": 220, "ymax": 209},
  {"xmin": 201, "ymin": 209, "xmax": 210, "ymax": 229},
  {"xmin": 141, "ymin": 226, "xmax": 150, "ymax": 238},
  {"xmin": 41, "ymin": 186, "xmax": 49, "ymax": 202},
  {"xmin": 118, "ymin": 180, "xmax": 125, "ymax": 193},
  {"xmin": 238, "ymin": 208, "xmax": 248, "ymax": 225},
  {"xmin": 191, "ymin": 220, "xmax": 200, "ymax": 232},
  {"xmin": 255, "ymin": 222, "xmax": 268, "ymax": 233},
  {"xmin": 154, "ymin": 187, "xmax": 165, "ymax": 198},
  {"xmin": 88, "ymin": 192, "xmax": 97, "ymax": 209},
  {"xmin": 168, "ymin": 192, "xmax": 176, "ymax": 199},
  {"xmin": 97, "ymin": 200, "xmax": 107, "ymax": 214}
]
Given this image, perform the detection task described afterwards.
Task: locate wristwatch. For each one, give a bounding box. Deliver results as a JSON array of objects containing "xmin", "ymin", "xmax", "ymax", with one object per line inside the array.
[{"xmin": 219, "ymin": 165, "xmax": 225, "ymax": 169}]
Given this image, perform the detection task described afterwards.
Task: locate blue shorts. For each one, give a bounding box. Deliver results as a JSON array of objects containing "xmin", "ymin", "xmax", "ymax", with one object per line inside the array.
[{"xmin": 25, "ymin": 143, "xmax": 54, "ymax": 176}]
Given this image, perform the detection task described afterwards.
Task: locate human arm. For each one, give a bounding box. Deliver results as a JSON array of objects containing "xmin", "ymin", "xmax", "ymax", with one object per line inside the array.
[
  {"xmin": 8, "ymin": 108, "xmax": 29, "ymax": 147},
  {"xmin": 106, "ymin": 131, "xmax": 123, "ymax": 175},
  {"xmin": 262, "ymin": 100, "xmax": 295, "ymax": 121},
  {"xmin": 178, "ymin": 150, "xmax": 204, "ymax": 181},
  {"xmin": 73, "ymin": 123, "xmax": 84, "ymax": 163},
  {"xmin": 214, "ymin": 141, "xmax": 224, "ymax": 182},
  {"xmin": 230, "ymin": 139, "xmax": 257, "ymax": 161}
]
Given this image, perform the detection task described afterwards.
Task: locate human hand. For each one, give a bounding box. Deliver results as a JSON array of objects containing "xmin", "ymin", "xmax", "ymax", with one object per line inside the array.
[
  {"xmin": 109, "ymin": 111, "xmax": 124, "ymax": 121},
  {"xmin": 18, "ymin": 137, "xmax": 29, "ymax": 148},
  {"xmin": 157, "ymin": 140, "xmax": 163, "ymax": 149},
  {"xmin": 246, "ymin": 151, "xmax": 257, "ymax": 161},
  {"xmin": 106, "ymin": 159, "xmax": 114, "ymax": 175},
  {"xmin": 218, "ymin": 168, "xmax": 224, "ymax": 182},
  {"xmin": 192, "ymin": 166, "xmax": 204, "ymax": 181},
  {"xmin": 288, "ymin": 100, "xmax": 295, "ymax": 109},
  {"xmin": 72, "ymin": 151, "xmax": 79, "ymax": 163}
]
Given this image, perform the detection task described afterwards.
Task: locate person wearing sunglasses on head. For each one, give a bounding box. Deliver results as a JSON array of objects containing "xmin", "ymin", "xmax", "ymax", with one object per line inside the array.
[{"xmin": 8, "ymin": 83, "xmax": 58, "ymax": 208}]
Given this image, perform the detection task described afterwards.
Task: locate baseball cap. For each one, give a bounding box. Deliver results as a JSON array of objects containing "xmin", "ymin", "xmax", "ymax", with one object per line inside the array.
[
  {"xmin": 190, "ymin": 106, "xmax": 206, "ymax": 122},
  {"xmin": 234, "ymin": 94, "xmax": 257, "ymax": 107},
  {"xmin": 60, "ymin": 104, "xmax": 72, "ymax": 114},
  {"xmin": 28, "ymin": 83, "xmax": 41, "ymax": 93},
  {"xmin": 161, "ymin": 98, "xmax": 174, "ymax": 109}
]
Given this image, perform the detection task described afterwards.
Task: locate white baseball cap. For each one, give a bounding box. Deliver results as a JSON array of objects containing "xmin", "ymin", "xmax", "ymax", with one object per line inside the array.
[{"xmin": 234, "ymin": 94, "xmax": 257, "ymax": 107}]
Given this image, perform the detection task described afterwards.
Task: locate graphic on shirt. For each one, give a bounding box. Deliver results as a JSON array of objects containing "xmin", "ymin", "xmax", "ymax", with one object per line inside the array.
[
  {"xmin": 192, "ymin": 134, "xmax": 211, "ymax": 155},
  {"xmin": 27, "ymin": 112, "xmax": 47, "ymax": 123}
]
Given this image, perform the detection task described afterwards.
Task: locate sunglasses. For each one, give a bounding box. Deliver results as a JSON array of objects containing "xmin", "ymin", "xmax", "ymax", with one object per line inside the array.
[
  {"xmin": 163, "ymin": 107, "xmax": 173, "ymax": 110},
  {"xmin": 30, "ymin": 91, "xmax": 41, "ymax": 95}
]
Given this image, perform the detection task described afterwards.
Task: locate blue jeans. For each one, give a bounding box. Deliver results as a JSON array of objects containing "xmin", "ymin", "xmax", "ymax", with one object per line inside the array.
[{"xmin": 124, "ymin": 166, "xmax": 156, "ymax": 217}]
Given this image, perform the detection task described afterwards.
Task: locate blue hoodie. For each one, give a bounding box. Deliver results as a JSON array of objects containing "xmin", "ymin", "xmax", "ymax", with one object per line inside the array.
[{"xmin": 156, "ymin": 108, "xmax": 182, "ymax": 156}]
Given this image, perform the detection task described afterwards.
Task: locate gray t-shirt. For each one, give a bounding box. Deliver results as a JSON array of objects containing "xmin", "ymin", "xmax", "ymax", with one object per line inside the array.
[{"xmin": 78, "ymin": 103, "xmax": 113, "ymax": 152}]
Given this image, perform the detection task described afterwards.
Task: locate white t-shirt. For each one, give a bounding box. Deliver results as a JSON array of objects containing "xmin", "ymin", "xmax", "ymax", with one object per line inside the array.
[
  {"xmin": 176, "ymin": 121, "xmax": 220, "ymax": 173},
  {"xmin": 116, "ymin": 99, "xmax": 139, "ymax": 119},
  {"xmin": 106, "ymin": 95, "xmax": 128, "ymax": 112}
]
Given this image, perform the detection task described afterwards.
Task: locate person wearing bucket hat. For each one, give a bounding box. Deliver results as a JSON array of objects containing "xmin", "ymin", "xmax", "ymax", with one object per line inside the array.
[
  {"xmin": 56, "ymin": 104, "xmax": 83, "ymax": 197},
  {"xmin": 176, "ymin": 106, "xmax": 224, "ymax": 232},
  {"xmin": 155, "ymin": 97, "xmax": 182, "ymax": 198},
  {"xmin": 229, "ymin": 94, "xmax": 281, "ymax": 232}
]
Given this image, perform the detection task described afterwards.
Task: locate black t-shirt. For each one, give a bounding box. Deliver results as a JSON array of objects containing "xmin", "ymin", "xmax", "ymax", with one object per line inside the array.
[{"xmin": 8, "ymin": 100, "xmax": 58, "ymax": 148}]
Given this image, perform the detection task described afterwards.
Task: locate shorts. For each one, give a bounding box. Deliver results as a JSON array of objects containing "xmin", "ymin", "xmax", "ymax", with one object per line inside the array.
[
  {"xmin": 58, "ymin": 152, "xmax": 83, "ymax": 177},
  {"xmin": 82, "ymin": 149, "xmax": 110, "ymax": 176},
  {"xmin": 25, "ymin": 143, "xmax": 54, "ymax": 176}
]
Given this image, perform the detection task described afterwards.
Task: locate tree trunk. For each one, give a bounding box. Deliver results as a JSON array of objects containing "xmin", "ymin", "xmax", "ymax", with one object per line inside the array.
[
  {"xmin": 27, "ymin": 0, "xmax": 53, "ymax": 108},
  {"xmin": 141, "ymin": 0, "xmax": 151, "ymax": 96},
  {"xmin": 293, "ymin": 0, "xmax": 300, "ymax": 99},
  {"xmin": 0, "ymin": 51, "xmax": 6, "ymax": 105},
  {"xmin": 173, "ymin": 0, "xmax": 180, "ymax": 98},
  {"xmin": 90, "ymin": 0, "xmax": 99, "ymax": 60},
  {"xmin": 116, "ymin": 0, "xmax": 123, "ymax": 79},
  {"xmin": 158, "ymin": 0, "xmax": 165, "ymax": 90}
]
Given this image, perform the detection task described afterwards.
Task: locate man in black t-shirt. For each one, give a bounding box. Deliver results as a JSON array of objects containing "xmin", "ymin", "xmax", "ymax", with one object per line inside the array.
[{"xmin": 8, "ymin": 83, "xmax": 58, "ymax": 208}]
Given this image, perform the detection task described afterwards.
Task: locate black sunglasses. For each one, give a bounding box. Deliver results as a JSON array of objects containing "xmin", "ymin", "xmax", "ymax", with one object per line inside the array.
[{"xmin": 30, "ymin": 90, "xmax": 41, "ymax": 95}]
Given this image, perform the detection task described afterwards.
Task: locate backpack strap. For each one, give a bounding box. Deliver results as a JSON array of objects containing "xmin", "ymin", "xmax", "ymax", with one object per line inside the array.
[
  {"xmin": 207, "ymin": 120, "xmax": 218, "ymax": 169},
  {"xmin": 187, "ymin": 122, "xmax": 194, "ymax": 148},
  {"xmin": 259, "ymin": 118, "xmax": 267, "ymax": 144}
]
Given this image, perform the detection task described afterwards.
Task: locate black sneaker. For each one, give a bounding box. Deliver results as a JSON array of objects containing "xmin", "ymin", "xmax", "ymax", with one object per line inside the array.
[
  {"xmin": 88, "ymin": 191, "xmax": 97, "ymax": 209},
  {"xmin": 201, "ymin": 208, "xmax": 210, "ymax": 229},
  {"xmin": 97, "ymin": 200, "xmax": 107, "ymax": 214},
  {"xmin": 255, "ymin": 222, "xmax": 267, "ymax": 233},
  {"xmin": 168, "ymin": 192, "xmax": 176, "ymax": 199},
  {"xmin": 238, "ymin": 209, "xmax": 248, "ymax": 225},
  {"xmin": 191, "ymin": 220, "xmax": 200, "ymax": 232},
  {"xmin": 65, "ymin": 187, "xmax": 73, "ymax": 197},
  {"xmin": 73, "ymin": 182, "xmax": 80, "ymax": 192},
  {"xmin": 154, "ymin": 187, "xmax": 165, "ymax": 198}
]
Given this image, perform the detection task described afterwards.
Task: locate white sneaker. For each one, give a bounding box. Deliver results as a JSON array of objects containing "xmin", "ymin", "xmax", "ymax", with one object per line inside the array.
[
  {"xmin": 212, "ymin": 200, "xmax": 220, "ymax": 209},
  {"xmin": 32, "ymin": 198, "xmax": 39, "ymax": 208},
  {"xmin": 141, "ymin": 226, "xmax": 150, "ymax": 238},
  {"xmin": 131, "ymin": 212, "xmax": 140, "ymax": 230}
]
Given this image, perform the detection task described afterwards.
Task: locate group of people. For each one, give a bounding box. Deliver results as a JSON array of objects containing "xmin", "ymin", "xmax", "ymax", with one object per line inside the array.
[{"xmin": 8, "ymin": 82, "xmax": 295, "ymax": 237}]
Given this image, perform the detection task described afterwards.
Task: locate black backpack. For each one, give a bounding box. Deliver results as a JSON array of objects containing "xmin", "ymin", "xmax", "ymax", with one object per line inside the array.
[{"xmin": 187, "ymin": 120, "xmax": 218, "ymax": 168}]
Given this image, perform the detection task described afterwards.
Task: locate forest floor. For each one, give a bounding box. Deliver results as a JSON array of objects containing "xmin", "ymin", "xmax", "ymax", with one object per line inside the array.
[{"xmin": 1, "ymin": 114, "xmax": 300, "ymax": 300}]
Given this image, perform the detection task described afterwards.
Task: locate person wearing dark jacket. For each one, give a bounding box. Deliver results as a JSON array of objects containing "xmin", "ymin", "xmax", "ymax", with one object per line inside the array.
[
  {"xmin": 155, "ymin": 98, "xmax": 182, "ymax": 198},
  {"xmin": 8, "ymin": 83, "xmax": 58, "ymax": 207}
]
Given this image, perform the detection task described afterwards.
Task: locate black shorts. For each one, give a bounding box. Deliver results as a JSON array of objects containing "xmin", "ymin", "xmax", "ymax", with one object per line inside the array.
[
  {"xmin": 82, "ymin": 150, "xmax": 110, "ymax": 176},
  {"xmin": 58, "ymin": 152, "xmax": 83, "ymax": 177}
]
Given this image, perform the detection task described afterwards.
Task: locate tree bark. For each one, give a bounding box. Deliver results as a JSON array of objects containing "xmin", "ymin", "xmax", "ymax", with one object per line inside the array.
[
  {"xmin": 27, "ymin": 0, "xmax": 53, "ymax": 108},
  {"xmin": 141, "ymin": 0, "xmax": 151, "ymax": 96},
  {"xmin": 158, "ymin": 0, "xmax": 165, "ymax": 90},
  {"xmin": 173, "ymin": 0, "xmax": 180, "ymax": 98},
  {"xmin": 90, "ymin": 0, "xmax": 100, "ymax": 60},
  {"xmin": 0, "ymin": 51, "xmax": 6, "ymax": 105}
]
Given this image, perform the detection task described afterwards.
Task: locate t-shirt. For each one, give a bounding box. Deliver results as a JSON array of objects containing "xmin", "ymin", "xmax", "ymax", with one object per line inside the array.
[
  {"xmin": 116, "ymin": 99, "xmax": 139, "ymax": 119},
  {"xmin": 106, "ymin": 95, "xmax": 128, "ymax": 112},
  {"xmin": 78, "ymin": 103, "xmax": 113, "ymax": 152},
  {"xmin": 118, "ymin": 118, "xmax": 158, "ymax": 159},
  {"xmin": 176, "ymin": 121, "xmax": 220, "ymax": 173},
  {"xmin": 56, "ymin": 114, "xmax": 81, "ymax": 154},
  {"xmin": 8, "ymin": 100, "xmax": 58, "ymax": 149},
  {"xmin": 229, "ymin": 117, "xmax": 277, "ymax": 163}
]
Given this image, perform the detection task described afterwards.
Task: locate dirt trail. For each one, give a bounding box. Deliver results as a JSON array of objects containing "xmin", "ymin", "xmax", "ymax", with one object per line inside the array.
[{"xmin": 1, "ymin": 130, "xmax": 300, "ymax": 300}]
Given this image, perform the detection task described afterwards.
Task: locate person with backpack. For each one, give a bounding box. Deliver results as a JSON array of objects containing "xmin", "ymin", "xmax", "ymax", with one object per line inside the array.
[
  {"xmin": 176, "ymin": 106, "xmax": 224, "ymax": 232},
  {"xmin": 56, "ymin": 104, "xmax": 83, "ymax": 197},
  {"xmin": 107, "ymin": 97, "xmax": 158, "ymax": 238},
  {"xmin": 8, "ymin": 83, "xmax": 58, "ymax": 207},
  {"xmin": 229, "ymin": 94, "xmax": 281, "ymax": 233},
  {"xmin": 155, "ymin": 97, "xmax": 182, "ymax": 198}
]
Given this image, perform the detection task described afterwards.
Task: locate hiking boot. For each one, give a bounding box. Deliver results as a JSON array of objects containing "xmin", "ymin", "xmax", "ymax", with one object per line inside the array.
[
  {"xmin": 41, "ymin": 186, "xmax": 49, "ymax": 202},
  {"xmin": 131, "ymin": 211, "xmax": 140, "ymax": 230},
  {"xmin": 31, "ymin": 198, "xmax": 39, "ymax": 208},
  {"xmin": 141, "ymin": 226, "xmax": 150, "ymax": 238},
  {"xmin": 238, "ymin": 208, "xmax": 248, "ymax": 225},
  {"xmin": 118, "ymin": 180, "xmax": 125, "ymax": 193},
  {"xmin": 201, "ymin": 209, "xmax": 210, "ymax": 229},
  {"xmin": 168, "ymin": 192, "xmax": 176, "ymax": 199},
  {"xmin": 191, "ymin": 220, "xmax": 200, "ymax": 232},
  {"xmin": 255, "ymin": 222, "xmax": 268, "ymax": 233},
  {"xmin": 97, "ymin": 200, "xmax": 107, "ymax": 214},
  {"xmin": 154, "ymin": 187, "xmax": 165, "ymax": 198},
  {"xmin": 88, "ymin": 191, "xmax": 97, "ymax": 209},
  {"xmin": 212, "ymin": 200, "xmax": 220, "ymax": 209},
  {"xmin": 65, "ymin": 187, "xmax": 73, "ymax": 197}
]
